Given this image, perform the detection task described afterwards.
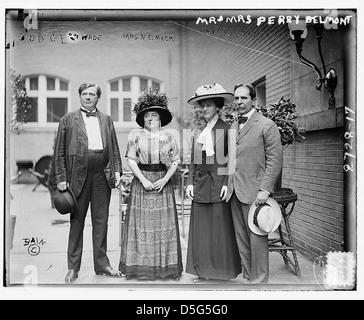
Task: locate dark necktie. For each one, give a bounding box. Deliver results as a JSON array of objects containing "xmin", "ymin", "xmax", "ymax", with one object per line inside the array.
[
  {"xmin": 238, "ymin": 116, "xmax": 248, "ymax": 125},
  {"xmin": 81, "ymin": 108, "xmax": 97, "ymax": 117}
]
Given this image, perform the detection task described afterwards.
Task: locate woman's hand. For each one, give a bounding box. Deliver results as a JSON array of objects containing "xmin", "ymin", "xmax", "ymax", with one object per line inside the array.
[
  {"xmin": 220, "ymin": 185, "xmax": 228, "ymax": 201},
  {"xmin": 152, "ymin": 179, "xmax": 167, "ymax": 193},
  {"xmin": 141, "ymin": 179, "xmax": 154, "ymax": 191},
  {"xmin": 255, "ymin": 190, "xmax": 269, "ymax": 206},
  {"xmin": 115, "ymin": 172, "xmax": 121, "ymax": 188},
  {"xmin": 186, "ymin": 185, "xmax": 194, "ymax": 200}
]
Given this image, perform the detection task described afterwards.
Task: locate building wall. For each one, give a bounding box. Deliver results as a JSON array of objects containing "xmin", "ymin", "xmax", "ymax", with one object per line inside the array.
[
  {"xmin": 8, "ymin": 11, "xmax": 355, "ymax": 262},
  {"xmin": 8, "ymin": 17, "xmax": 294, "ymax": 169},
  {"xmin": 182, "ymin": 21, "xmax": 291, "ymax": 106},
  {"xmin": 282, "ymin": 128, "xmax": 344, "ymax": 260},
  {"xmin": 9, "ymin": 19, "xmax": 184, "ymax": 169},
  {"xmin": 182, "ymin": 18, "xmax": 350, "ymax": 261},
  {"xmin": 284, "ymin": 22, "xmax": 352, "ymax": 259}
]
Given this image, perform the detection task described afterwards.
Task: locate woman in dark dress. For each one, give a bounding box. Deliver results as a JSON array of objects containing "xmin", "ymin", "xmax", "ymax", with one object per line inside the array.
[{"xmin": 186, "ymin": 83, "xmax": 241, "ymax": 282}]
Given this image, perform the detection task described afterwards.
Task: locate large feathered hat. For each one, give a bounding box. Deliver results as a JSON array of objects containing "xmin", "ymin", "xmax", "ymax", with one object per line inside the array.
[{"xmin": 133, "ymin": 88, "xmax": 173, "ymax": 127}]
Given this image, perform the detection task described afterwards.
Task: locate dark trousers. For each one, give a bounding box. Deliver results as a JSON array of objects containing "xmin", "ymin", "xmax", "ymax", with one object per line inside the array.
[
  {"xmin": 230, "ymin": 192, "xmax": 269, "ymax": 284},
  {"xmin": 67, "ymin": 151, "xmax": 111, "ymax": 273}
]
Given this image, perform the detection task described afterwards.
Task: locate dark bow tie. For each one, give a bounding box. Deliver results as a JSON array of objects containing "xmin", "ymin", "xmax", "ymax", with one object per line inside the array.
[
  {"xmin": 81, "ymin": 108, "xmax": 97, "ymax": 117},
  {"xmin": 238, "ymin": 116, "xmax": 248, "ymax": 124}
]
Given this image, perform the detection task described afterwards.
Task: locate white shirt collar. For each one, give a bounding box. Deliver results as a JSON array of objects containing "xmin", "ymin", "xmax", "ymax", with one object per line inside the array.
[
  {"xmin": 80, "ymin": 106, "xmax": 97, "ymax": 112},
  {"xmin": 80, "ymin": 107, "xmax": 97, "ymax": 119},
  {"xmin": 80, "ymin": 107, "xmax": 103, "ymax": 150},
  {"xmin": 196, "ymin": 114, "xmax": 219, "ymax": 157},
  {"xmin": 242, "ymin": 108, "xmax": 256, "ymax": 120}
]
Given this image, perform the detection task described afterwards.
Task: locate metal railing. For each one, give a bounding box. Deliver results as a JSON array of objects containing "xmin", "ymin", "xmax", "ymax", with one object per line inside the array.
[
  {"xmin": 179, "ymin": 169, "xmax": 190, "ymax": 238},
  {"xmin": 118, "ymin": 172, "xmax": 133, "ymax": 246}
]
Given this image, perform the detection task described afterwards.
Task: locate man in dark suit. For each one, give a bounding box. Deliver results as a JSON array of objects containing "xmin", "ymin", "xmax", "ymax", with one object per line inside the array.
[
  {"xmin": 226, "ymin": 84, "xmax": 283, "ymax": 284},
  {"xmin": 54, "ymin": 82, "xmax": 122, "ymax": 283}
]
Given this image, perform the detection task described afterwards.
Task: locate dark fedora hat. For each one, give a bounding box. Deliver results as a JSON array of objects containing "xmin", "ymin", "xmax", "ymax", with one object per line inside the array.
[{"xmin": 54, "ymin": 188, "xmax": 79, "ymax": 216}]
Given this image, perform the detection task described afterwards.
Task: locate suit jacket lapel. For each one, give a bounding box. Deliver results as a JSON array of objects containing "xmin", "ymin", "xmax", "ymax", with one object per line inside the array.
[
  {"xmin": 231, "ymin": 120, "xmax": 239, "ymax": 141},
  {"xmin": 75, "ymin": 109, "xmax": 87, "ymax": 137},
  {"xmin": 97, "ymin": 111, "xmax": 107, "ymax": 149},
  {"xmin": 212, "ymin": 118, "xmax": 225, "ymax": 146},
  {"xmin": 199, "ymin": 122, "xmax": 207, "ymax": 132},
  {"xmin": 237, "ymin": 111, "xmax": 260, "ymax": 143}
]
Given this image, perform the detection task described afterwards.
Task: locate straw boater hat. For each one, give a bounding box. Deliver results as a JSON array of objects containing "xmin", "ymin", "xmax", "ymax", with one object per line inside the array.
[
  {"xmin": 248, "ymin": 197, "xmax": 282, "ymax": 236},
  {"xmin": 54, "ymin": 187, "xmax": 79, "ymax": 217},
  {"xmin": 187, "ymin": 83, "xmax": 234, "ymax": 106},
  {"xmin": 134, "ymin": 88, "xmax": 173, "ymax": 127}
]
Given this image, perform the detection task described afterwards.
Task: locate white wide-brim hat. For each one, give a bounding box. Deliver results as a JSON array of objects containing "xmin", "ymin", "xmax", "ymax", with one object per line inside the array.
[
  {"xmin": 188, "ymin": 83, "xmax": 234, "ymax": 106},
  {"xmin": 248, "ymin": 197, "xmax": 282, "ymax": 236}
]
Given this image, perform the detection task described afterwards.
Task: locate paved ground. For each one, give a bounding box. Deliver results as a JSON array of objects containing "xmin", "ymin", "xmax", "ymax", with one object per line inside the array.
[{"xmin": 6, "ymin": 183, "xmax": 327, "ymax": 291}]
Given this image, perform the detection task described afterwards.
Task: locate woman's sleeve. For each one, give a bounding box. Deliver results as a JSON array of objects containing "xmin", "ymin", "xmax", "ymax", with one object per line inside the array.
[
  {"xmin": 125, "ymin": 130, "xmax": 139, "ymax": 163},
  {"xmin": 223, "ymin": 127, "xmax": 229, "ymax": 185},
  {"xmin": 169, "ymin": 133, "xmax": 181, "ymax": 164},
  {"xmin": 186, "ymin": 131, "xmax": 196, "ymax": 186}
]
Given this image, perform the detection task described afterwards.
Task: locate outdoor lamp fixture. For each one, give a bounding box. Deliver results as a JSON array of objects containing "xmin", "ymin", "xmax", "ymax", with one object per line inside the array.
[{"xmin": 289, "ymin": 21, "xmax": 338, "ymax": 108}]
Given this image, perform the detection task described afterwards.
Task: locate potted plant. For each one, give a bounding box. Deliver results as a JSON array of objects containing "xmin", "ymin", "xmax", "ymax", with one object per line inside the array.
[
  {"xmin": 9, "ymin": 70, "xmax": 35, "ymax": 250},
  {"xmin": 255, "ymin": 98, "xmax": 305, "ymax": 151},
  {"xmin": 180, "ymin": 97, "xmax": 305, "ymax": 149},
  {"xmin": 256, "ymin": 98, "xmax": 305, "ymax": 191},
  {"xmin": 10, "ymin": 69, "xmax": 33, "ymax": 134}
]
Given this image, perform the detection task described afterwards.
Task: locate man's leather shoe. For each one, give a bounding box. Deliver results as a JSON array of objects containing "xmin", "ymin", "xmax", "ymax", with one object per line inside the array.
[
  {"xmin": 95, "ymin": 266, "xmax": 122, "ymax": 277},
  {"xmin": 65, "ymin": 270, "xmax": 78, "ymax": 283}
]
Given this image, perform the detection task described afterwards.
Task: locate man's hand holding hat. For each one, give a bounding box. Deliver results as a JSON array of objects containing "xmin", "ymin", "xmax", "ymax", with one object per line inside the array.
[
  {"xmin": 57, "ymin": 181, "xmax": 68, "ymax": 191},
  {"xmin": 255, "ymin": 190, "xmax": 270, "ymax": 206}
]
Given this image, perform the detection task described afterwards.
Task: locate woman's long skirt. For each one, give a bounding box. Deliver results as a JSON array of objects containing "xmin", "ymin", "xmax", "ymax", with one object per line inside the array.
[
  {"xmin": 119, "ymin": 170, "xmax": 183, "ymax": 279},
  {"xmin": 186, "ymin": 201, "xmax": 241, "ymax": 280}
]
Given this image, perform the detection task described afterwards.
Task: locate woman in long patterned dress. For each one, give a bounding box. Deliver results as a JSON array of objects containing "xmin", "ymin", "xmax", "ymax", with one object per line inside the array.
[
  {"xmin": 185, "ymin": 83, "xmax": 241, "ymax": 282},
  {"xmin": 119, "ymin": 89, "xmax": 183, "ymax": 281}
]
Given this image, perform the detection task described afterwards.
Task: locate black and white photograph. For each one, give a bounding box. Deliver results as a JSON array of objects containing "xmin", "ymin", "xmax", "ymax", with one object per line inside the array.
[{"xmin": 1, "ymin": 1, "xmax": 361, "ymax": 300}]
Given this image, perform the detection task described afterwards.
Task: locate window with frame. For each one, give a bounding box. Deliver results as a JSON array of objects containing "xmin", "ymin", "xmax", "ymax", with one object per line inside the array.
[
  {"xmin": 24, "ymin": 75, "xmax": 70, "ymax": 124},
  {"xmin": 253, "ymin": 77, "xmax": 266, "ymax": 108},
  {"xmin": 108, "ymin": 76, "xmax": 164, "ymax": 124}
]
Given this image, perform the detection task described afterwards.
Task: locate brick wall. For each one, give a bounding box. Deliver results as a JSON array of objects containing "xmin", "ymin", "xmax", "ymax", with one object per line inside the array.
[
  {"xmin": 182, "ymin": 19, "xmax": 347, "ymax": 261},
  {"xmin": 183, "ymin": 21, "xmax": 292, "ymax": 106},
  {"xmin": 285, "ymin": 23, "xmax": 348, "ymax": 260},
  {"xmin": 282, "ymin": 128, "xmax": 344, "ymax": 260}
]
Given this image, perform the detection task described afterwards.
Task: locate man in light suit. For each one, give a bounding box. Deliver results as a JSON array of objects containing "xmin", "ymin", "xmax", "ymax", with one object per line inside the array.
[
  {"xmin": 54, "ymin": 82, "xmax": 122, "ymax": 283},
  {"xmin": 226, "ymin": 84, "xmax": 282, "ymax": 284}
]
